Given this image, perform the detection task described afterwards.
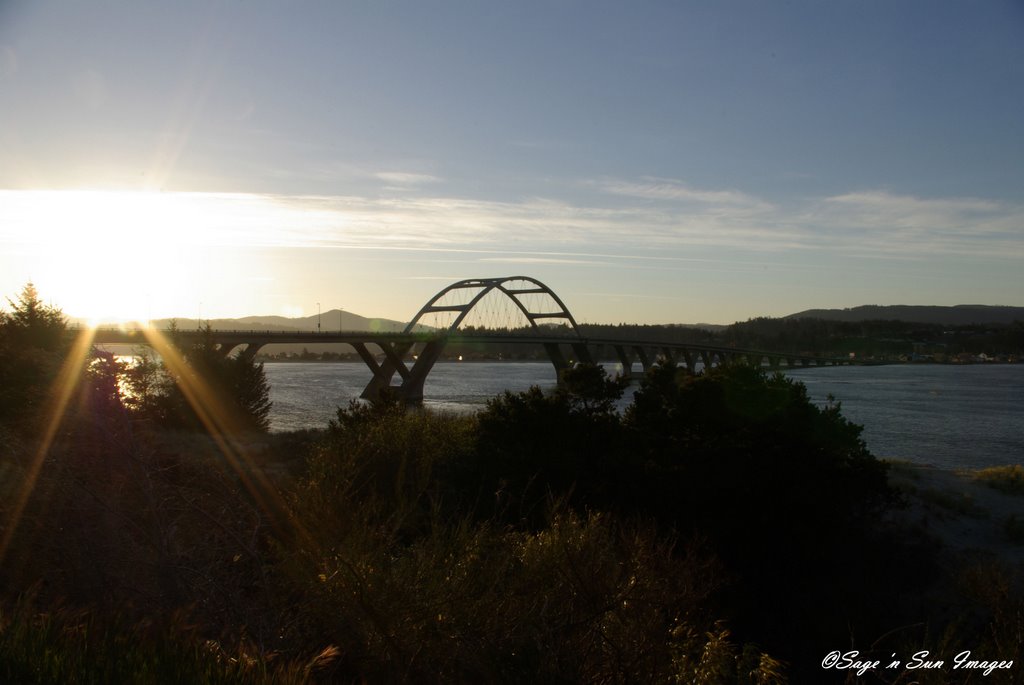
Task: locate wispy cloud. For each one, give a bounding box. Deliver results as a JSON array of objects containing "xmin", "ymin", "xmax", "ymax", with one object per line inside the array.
[
  {"xmin": 373, "ymin": 171, "xmax": 442, "ymax": 186},
  {"xmin": 598, "ymin": 176, "xmax": 768, "ymax": 208},
  {"xmin": 803, "ymin": 190, "xmax": 1024, "ymax": 258},
  {"xmin": 478, "ymin": 256, "xmax": 612, "ymax": 266},
  {"xmin": 4, "ymin": 184, "xmax": 1022, "ymax": 268},
  {"xmin": 396, "ymin": 275, "xmax": 475, "ymax": 281}
]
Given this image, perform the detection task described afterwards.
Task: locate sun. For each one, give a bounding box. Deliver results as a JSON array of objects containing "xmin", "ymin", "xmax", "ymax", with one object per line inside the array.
[
  {"xmin": 1, "ymin": 188, "xmax": 347, "ymax": 325},
  {"xmin": 1, "ymin": 189, "xmax": 233, "ymax": 324}
]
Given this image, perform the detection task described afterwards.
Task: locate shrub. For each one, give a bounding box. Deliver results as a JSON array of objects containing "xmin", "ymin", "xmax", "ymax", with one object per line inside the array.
[
  {"xmin": 622, "ymin": 363, "xmax": 902, "ymax": 670},
  {"xmin": 469, "ymin": 364, "xmax": 632, "ymax": 527}
]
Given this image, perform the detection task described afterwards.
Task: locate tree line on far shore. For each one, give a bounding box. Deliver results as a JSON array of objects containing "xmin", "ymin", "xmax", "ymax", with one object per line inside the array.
[{"xmin": 245, "ymin": 318, "xmax": 1024, "ymax": 363}]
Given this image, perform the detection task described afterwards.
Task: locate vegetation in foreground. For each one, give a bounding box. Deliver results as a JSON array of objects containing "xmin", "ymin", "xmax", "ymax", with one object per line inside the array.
[
  {"xmin": 973, "ymin": 465, "xmax": 1024, "ymax": 497},
  {"xmin": 0, "ymin": 285, "xmax": 1021, "ymax": 683}
]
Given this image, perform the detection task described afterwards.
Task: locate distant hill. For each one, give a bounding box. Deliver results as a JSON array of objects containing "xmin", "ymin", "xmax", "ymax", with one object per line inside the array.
[
  {"xmin": 74, "ymin": 310, "xmax": 433, "ymax": 356},
  {"xmin": 783, "ymin": 305, "xmax": 1024, "ymax": 326},
  {"xmin": 669, "ymin": 322, "xmax": 728, "ymax": 332},
  {"xmin": 143, "ymin": 309, "xmax": 431, "ymax": 334}
]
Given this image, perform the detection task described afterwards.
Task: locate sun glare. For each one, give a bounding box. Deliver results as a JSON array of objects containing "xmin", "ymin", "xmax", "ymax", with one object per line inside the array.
[{"xmin": 1, "ymin": 189, "xmax": 253, "ymax": 324}]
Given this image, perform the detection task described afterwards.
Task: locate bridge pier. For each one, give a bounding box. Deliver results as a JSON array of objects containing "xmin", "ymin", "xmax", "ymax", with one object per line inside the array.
[
  {"xmin": 392, "ymin": 339, "xmax": 448, "ymax": 403},
  {"xmin": 354, "ymin": 342, "xmax": 391, "ymax": 400},
  {"xmin": 571, "ymin": 342, "xmax": 594, "ymax": 365},
  {"xmin": 677, "ymin": 348, "xmax": 696, "ymax": 374},
  {"xmin": 612, "ymin": 345, "xmax": 635, "ymax": 378},
  {"xmin": 634, "ymin": 345, "xmax": 652, "ymax": 372},
  {"xmin": 543, "ymin": 342, "xmax": 570, "ymax": 375},
  {"xmin": 745, "ymin": 352, "xmax": 764, "ymax": 367},
  {"xmin": 238, "ymin": 343, "xmax": 264, "ymax": 360},
  {"xmin": 541, "ymin": 341, "xmax": 594, "ymax": 383},
  {"xmin": 357, "ymin": 341, "xmax": 419, "ymax": 402}
]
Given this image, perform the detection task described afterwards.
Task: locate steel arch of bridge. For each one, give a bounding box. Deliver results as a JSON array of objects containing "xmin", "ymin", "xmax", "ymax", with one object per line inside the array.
[
  {"xmin": 404, "ymin": 276, "xmax": 584, "ymax": 335},
  {"xmin": 360, "ymin": 276, "xmax": 593, "ymax": 401}
]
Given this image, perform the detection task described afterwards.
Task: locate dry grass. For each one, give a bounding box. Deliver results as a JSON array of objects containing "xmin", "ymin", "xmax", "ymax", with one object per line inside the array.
[
  {"xmin": 972, "ymin": 464, "xmax": 1024, "ymax": 497},
  {"xmin": 915, "ymin": 486, "xmax": 988, "ymax": 518}
]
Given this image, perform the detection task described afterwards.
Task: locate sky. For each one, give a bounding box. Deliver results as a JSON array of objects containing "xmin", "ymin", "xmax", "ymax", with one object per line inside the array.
[{"xmin": 1, "ymin": 1, "xmax": 1022, "ymax": 325}]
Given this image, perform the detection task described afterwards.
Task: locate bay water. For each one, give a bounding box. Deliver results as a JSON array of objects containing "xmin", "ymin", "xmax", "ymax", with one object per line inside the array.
[{"xmin": 264, "ymin": 361, "xmax": 1024, "ymax": 470}]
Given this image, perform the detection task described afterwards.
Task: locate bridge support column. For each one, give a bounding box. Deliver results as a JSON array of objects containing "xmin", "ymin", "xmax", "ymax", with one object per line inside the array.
[
  {"xmin": 214, "ymin": 342, "xmax": 264, "ymax": 359},
  {"xmin": 238, "ymin": 343, "xmax": 265, "ymax": 361},
  {"xmin": 394, "ymin": 339, "xmax": 448, "ymax": 403},
  {"xmin": 215, "ymin": 343, "xmax": 236, "ymax": 357},
  {"xmin": 356, "ymin": 341, "xmax": 414, "ymax": 401},
  {"xmin": 678, "ymin": 348, "xmax": 695, "ymax": 374},
  {"xmin": 633, "ymin": 346, "xmax": 652, "ymax": 372},
  {"xmin": 356, "ymin": 339, "xmax": 449, "ymax": 404},
  {"xmin": 613, "ymin": 345, "xmax": 634, "ymax": 379},
  {"xmin": 355, "ymin": 342, "xmax": 392, "ymax": 401},
  {"xmin": 570, "ymin": 342, "xmax": 594, "ymax": 366},
  {"xmin": 379, "ymin": 343, "xmax": 412, "ymax": 383},
  {"xmin": 543, "ymin": 342, "xmax": 570, "ymax": 378}
]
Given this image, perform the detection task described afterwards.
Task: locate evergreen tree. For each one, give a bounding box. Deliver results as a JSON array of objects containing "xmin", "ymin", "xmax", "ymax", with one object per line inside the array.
[
  {"xmin": 0, "ymin": 283, "xmax": 69, "ymax": 427},
  {"xmin": 2, "ymin": 282, "xmax": 67, "ymax": 351},
  {"xmin": 123, "ymin": 324, "xmax": 272, "ymax": 432}
]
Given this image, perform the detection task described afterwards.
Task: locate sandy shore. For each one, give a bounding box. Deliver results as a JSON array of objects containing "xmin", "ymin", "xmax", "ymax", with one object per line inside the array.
[{"xmin": 886, "ymin": 461, "xmax": 1024, "ymax": 569}]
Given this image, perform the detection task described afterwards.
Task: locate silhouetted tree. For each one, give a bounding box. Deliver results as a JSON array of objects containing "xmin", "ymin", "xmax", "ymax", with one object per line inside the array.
[
  {"xmin": 119, "ymin": 349, "xmax": 167, "ymax": 420},
  {"xmin": 2, "ymin": 283, "xmax": 68, "ymax": 351},
  {"xmin": 553, "ymin": 362, "xmax": 628, "ymax": 416},
  {"xmin": 124, "ymin": 324, "xmax": 272, "ymax": 432},
  {"xmin": 0, "ymin": 283, "xmax": 69, "ymax": 427}
]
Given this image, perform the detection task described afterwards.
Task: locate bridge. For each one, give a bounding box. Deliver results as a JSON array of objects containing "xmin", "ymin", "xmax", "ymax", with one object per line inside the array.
[{"xmin": 91, "ymin": 276, "xmax": 861, "ymax": 403}]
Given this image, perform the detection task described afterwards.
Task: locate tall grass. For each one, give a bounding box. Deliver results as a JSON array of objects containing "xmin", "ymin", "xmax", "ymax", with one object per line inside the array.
[
  {"xmin": 0, "ymin": 596, "xmax": 312, "ymax": 684},
  {"xmin": 972, "ymin": 464, "xmax": 1024, "ymax": 496}
]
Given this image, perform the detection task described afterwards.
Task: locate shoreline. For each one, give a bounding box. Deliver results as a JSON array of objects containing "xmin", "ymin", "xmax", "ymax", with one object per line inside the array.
[{"xmin": 884, "ymin": 460, "xmax": 1024, "ymax": 568}]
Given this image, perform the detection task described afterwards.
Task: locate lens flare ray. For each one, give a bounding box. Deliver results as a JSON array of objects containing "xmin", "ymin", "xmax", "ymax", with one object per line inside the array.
[
  {"xmin": 0, "ymin": 328, "xmax": 96, "ymax": 566},
  {"xmin": 140, "ymin": 327, "xmax": 310, "ymax": 546}
]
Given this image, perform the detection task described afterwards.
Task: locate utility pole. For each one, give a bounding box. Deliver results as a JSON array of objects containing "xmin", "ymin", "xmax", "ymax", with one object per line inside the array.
[{"xmin": 317, "ymin": 302, "xmax": 321, "ymax": 333}]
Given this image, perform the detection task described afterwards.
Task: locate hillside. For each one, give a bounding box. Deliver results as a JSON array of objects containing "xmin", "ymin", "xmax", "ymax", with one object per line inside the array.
[
  {"xmin": 784, "ymin": 304, "xmax": 1024, "ymax": 326},
  {"xmin": 135, "ymin": 310, "xmax": 427, "ymax": 334}
]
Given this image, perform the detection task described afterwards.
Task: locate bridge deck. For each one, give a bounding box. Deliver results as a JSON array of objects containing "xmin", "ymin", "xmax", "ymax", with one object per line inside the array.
[{"xmin": 88, "ymin": 328, "xmax": 860, "ymax": 364}]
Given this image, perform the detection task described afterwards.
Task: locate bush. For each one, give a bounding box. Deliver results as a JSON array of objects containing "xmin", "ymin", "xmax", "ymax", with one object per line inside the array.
[
  {"xmin": 469, "ymin": 364, "xmax": 632, "ymax": 526},
  {"xmin": 282, "ymin": 396, "xmax": 757, "ymax": 682},
  {"xmin": 622, "ymin": 364, "xmax": 903, "ymax": 665},
  {"xmin": 624, "ymin": 363, "xmax": 894, "ymax": 538}
]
